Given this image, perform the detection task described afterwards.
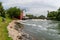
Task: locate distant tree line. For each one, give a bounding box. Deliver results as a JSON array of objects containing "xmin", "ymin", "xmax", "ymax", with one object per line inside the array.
[
  {"xmin": 47, "ymin": 8, "xmax": 60, "ymax": 21},
  {"xmin": 26, "ymin": 14, "xmax": 46, "ymax": 19}
]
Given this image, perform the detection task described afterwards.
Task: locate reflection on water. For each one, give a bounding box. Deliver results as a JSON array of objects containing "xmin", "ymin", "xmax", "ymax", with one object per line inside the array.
[{"xmin": 20, "ymin": 20, "xmax": 60, "ymax": 40}]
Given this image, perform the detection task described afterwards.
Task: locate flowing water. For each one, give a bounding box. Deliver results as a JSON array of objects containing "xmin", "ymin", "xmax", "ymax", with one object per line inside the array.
[{"xmin": 20, "ymin": 20, "xmax": 60, "ymax": 40}]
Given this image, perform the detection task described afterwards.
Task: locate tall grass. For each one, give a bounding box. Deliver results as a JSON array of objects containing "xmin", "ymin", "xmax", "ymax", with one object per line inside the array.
[{"xmin": 0, "ymin": 17, "xmax": 12, "ymax": 40}]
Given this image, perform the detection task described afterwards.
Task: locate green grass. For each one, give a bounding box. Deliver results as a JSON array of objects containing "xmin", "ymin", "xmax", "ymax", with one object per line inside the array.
[{"xmin": 0, "ymin": 17, "xmax": 12, "ymax": 40}]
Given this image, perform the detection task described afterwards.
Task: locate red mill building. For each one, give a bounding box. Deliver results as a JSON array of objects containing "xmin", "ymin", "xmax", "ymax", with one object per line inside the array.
[
  {"xmin": 20, "ymin": 11, "xmax": 23, "ymax": 20},
  {"xmin": 19, "ymin": 11, "xmax": 29, "ymax": 20},
  {"xmin": 18, "ymin": 11, "xmax": 23, "ymax": 20}
]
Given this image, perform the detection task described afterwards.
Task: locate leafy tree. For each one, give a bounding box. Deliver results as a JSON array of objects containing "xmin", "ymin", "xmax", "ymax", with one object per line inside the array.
[
  {"xmin": 38, "ymin": 15, "xmax": 46, "ymax": 19},
  {"xmin": 26, "ymin": 14, "xmax": 34, "ymax": 19},
  {"xmin": 56, "ymin": 8, "xmax": 60, "ymax": 21},
  {"xmin": 33, "ymin": 16, "xmax": 38, "ymax": 19},
  {"xmin": 26, "ymin": 14, "xmax": 46, "ymax": 19},
  {"xmin": 0, "ymin": 2, "xmax": 5, "ymax": 17},
  {"xmin": 47, "ymin": 11, "xmax": 57, "ymax": 20},
  {"xmin": 7, "ymin": 7, "xmax": 21, "ymax": 18}
]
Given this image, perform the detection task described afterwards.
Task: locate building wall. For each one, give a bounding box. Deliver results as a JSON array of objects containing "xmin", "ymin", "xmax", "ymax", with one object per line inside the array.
[{"xmin": 20, "ymin": 11, "xmax": 23, "ymax": 20}]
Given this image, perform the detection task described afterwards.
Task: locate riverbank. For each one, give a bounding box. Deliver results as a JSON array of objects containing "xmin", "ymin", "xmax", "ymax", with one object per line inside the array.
[
  {"xmin": 0, "ymin": 17, "xmax": 12, "ymax": 40},
  {"xmin": 7, "ymin": 20, "xmax": 36, "ymax": 40}
]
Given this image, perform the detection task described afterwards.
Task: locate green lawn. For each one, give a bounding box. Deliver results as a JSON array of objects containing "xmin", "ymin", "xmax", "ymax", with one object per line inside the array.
[{"xmin": 0, "ymin": 17, "xmax": 12, "ymax": 40}]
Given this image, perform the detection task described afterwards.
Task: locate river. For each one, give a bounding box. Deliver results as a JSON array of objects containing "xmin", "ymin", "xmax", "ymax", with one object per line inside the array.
[{"xmin": 20, "ymin": 20, "xmax": 60, "ymax": 40}]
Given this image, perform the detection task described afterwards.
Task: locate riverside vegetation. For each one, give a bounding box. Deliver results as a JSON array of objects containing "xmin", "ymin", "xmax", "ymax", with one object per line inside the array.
[
  {"xmin": 0, "ymin": 2, "xmax": 21, "ymax": 40},
  {"xmin": 0, "ymin": 17, "xmax": 12, "ymax": 40},
  {"xmin": 47, "ymin": 8, "xmax": 60, "ymax": 21}
]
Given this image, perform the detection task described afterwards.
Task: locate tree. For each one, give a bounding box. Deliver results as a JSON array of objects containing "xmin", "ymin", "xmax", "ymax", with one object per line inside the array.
[
  {"xmin": 47, "ymin": 11, "xmax": 57, "ymax": 20},
  {"xmin": 26, "ymin": 14, "xmax": 34, "ymax": 19},
  {"xmin": 38, "ymin": 15, "xmax": 46, "ymax": 19},
  {"xmin": 56, "ymin": 8, "xmax": 60, "ymax": 21},
  {"xmin": 7, "ymin": 7, "xmax": 21, "ymax": 18},
  {"xmin": 0, "ymin": 2, "xmax": 5, "ymax": 17}
]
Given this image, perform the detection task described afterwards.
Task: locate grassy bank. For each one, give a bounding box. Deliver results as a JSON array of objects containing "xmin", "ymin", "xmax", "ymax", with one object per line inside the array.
[{"xmin": 0, "ymin": 17, "xmax": 12, "ymax": 40}]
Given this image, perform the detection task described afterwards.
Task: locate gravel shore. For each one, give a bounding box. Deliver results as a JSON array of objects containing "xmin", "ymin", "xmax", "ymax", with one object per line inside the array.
[{"xmin": 7, "ymin": 20, "xmax": 36, "ymax": 40}]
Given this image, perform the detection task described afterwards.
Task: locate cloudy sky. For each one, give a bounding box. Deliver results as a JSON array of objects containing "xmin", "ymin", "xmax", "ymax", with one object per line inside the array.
[{"xmin": 0, "ymin": 0, "xmax": 60, "ymax": 16}]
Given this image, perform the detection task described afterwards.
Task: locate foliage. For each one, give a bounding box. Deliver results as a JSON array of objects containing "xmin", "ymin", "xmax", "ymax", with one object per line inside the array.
[
  {"xmin": 26, "ymin": 14, "xmax": 46, "ymax": 19},
  {"xmin": 0, "ymin": 2, "xmax": 5, "ymax": 17},
  {"xmin": 47, "ymin": 11, "xmax": 57, "ymax": 20},
  {"xmin": 47, "ymin": 8, "xmax": 60, "ymax": 21},
  {"xmin": 38, "ymin": 15, "xmax": 46, "ymax": 19},
  {"xmin": 26, "ymin": 14, "xmax": 34, "ymax": 19},
  {"xmin": 7, "ymin": 7, "xmax": 21, "ymax": 18},
  {"xmin": 56, "ymin": 8, "xmax": 60, "ymax": 21},
  {"xmin": 0, "ymin": 17, "xmax": 12, "ymax": 40}
]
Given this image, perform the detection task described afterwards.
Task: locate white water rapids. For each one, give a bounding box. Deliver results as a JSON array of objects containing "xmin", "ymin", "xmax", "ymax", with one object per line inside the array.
[{"xmin": 20, "ymin": 20, "xmax": 60, "ymax": 40}]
